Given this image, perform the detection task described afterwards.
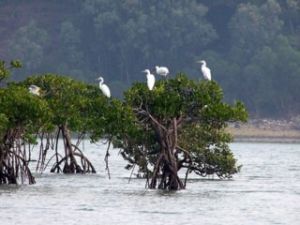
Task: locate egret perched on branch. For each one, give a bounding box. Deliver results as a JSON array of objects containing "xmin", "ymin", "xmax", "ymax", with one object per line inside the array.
[
  {"xmin": 28, "ymin": 84, "xmax": 41, "ymax": 96},
  {"xmin": 197, "ymin": 60, "xmax": 211, "ymax": 81},
  {"xmin": 143, "ymin": 69, "xmax": 155, "ymax": 91},
  {"xmin": 97, "ymin": 76, "xmax": 111, "ymax": 98},
  {"xmin": 155, "ymin": 66, "xmax": 169, "ymax": 77}
]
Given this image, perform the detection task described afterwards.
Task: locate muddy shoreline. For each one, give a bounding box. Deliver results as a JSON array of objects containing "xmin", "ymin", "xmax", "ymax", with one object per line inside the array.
[{"xmin": 228, "ymin": 119, "xmax": 300, "ymax": 143}]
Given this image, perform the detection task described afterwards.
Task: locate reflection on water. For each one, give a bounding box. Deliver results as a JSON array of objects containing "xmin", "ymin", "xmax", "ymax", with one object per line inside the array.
[{"xmin": 1, "ymin": 142, "xmax": 300, "ymax": 225}]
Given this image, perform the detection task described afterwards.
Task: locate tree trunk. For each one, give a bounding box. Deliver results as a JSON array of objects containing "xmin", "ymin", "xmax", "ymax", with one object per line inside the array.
[
  {"xmin": 49, "ymin": 124, "xmax": 95, "ymax": 174},
  {"xmin": 61, "ymin": 124, "xmax": 83, "ymax": 173},
  {"xmin": 0, "ymin": 128, "xmax": 35, "ymax": 185},
  {"xmin": 149, "ymin": 118, "xmax": 184, "ymax": 190}
]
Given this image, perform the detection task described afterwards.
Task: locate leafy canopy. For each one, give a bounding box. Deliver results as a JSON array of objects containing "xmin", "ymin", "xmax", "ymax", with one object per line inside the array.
[
  {"xmin": 22, "ymin": 74, "xmax": 110, "ymax": 133},
  {"xmin": 0, "ymin": 85, "xmax": 50, "ymax": 142},
  {"xmin": 116, "ymin": 74, "xmax": 247, "ymax": 179}
]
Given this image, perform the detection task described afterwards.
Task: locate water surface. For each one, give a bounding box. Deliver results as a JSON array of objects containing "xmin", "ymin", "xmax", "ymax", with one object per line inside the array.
[{"xmin": 1, "ymin": 142, "xmax": 300, "ymax": 225}]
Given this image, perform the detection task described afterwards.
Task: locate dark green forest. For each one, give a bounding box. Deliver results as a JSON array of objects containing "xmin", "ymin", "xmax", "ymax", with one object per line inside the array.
[{"xmin": 0, "ymin": 0, "xmax": 299, "ymax": 118}]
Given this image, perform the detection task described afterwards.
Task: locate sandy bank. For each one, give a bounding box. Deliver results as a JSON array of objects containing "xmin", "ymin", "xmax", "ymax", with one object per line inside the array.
[{"xmin": 227, "ymin": 119, "xmax": 300, "ymax": 143}]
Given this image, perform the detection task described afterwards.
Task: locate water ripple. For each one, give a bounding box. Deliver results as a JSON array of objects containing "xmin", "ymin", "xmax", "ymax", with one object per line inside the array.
[{"xmin": 1, "ymin": 142, "xmax": 300, "ymax": 225}]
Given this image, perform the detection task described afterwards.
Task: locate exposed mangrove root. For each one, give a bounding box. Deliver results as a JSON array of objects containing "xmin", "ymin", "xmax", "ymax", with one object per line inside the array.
[
  {"xmin": 104, "ymin": 139, "xmax": 111, "ymax": 179},
  {"xmin": 141, "ymin": 114, "xmax": 185, "ymax": 190},
  {"xmin": 148, "ymin": 152, "xmax": 184, "ymax": 190},
  {"xmin": 50, "ymin": 152, "xmax": 96, "ymax": 173},
  {"xmin": 72, "ymin": 144, "xmax": 96, "ymax": 173},
  {"xmin": 128, "ymin": 164, "xmax": 136, "ymax": 183},
  {"xmin": 35, "ymin": 126, "xmax": 96, "ymax": 174},
  {"xmin": 43, "ymin": 152, "xmax": 63, "ymax": 172},
  {"xmin": 0, "ymin": 128, "xmax": 36, "ymax": 185},
  {"xmin": 36, "ymin": 132, "xmax": 53, "ymax": 173}
]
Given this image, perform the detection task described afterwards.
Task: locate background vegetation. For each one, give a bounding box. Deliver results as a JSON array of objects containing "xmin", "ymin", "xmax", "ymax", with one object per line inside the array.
[{"xmin": 0, "ymin": 0, "xmax": 299, "ymax": 118}]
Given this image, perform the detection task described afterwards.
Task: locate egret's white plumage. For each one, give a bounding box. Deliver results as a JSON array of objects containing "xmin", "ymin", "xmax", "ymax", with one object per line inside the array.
[
  {"xmin": 28, "ymin": 84, "xmax": 41, "ymax": 96},
  {"xmin": 97, "ymin": 76, "xmax": 111, "ymax": 98},
  {"xmin": 198, "ymin": 60, "xmax": 211, "ymax": 81},
  {"xmin": 143, "ymin": 69, "xmax": 155, "ymax": 91},
  {"xmin": 155, "ymin": 66, "xmax": 169, "ymax": 77}
]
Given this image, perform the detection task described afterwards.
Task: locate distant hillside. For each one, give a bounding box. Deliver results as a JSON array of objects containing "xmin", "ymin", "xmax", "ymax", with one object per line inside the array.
[
  {"xmin": 0, "ymin": 1, "xmax": 74, "ymax": 57},
  {"xmin": 1, "ymin": 0, "xmax": 300, "ymax": 118}
]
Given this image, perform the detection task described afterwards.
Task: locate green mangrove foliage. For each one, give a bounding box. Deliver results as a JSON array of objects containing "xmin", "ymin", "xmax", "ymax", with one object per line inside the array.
[
  {"xmin": 0, "ymin": 59, "xmax": 43, "ymax": 184},
  {"xmin": 88, "ymin": 98, "xmax": 136, "ymax": 178},
  {"xmin": 0, "ymin": 86, "xmax": 50, "ymax": 184},
  {"xmin": 0, "ymin": 65, "xmax": 248, "ymax": 189},
  {"xmin": 0, "ymin": 60, "xmax": 22, "ymax": 84},
  {"xmin": 115, "ymin": 74, "xmax": 247, "ymax": 190},
  {"xmin": 21, "ymin": 74, "xmax": 110, "ymax": 174},
  {"xmin": 1, "ymin": 69, "xmax": 113, "ymax": 184}
]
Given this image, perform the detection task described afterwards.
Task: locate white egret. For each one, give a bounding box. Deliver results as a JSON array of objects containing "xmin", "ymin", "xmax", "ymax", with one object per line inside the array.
[
  {"xmin": 97, "ymin": 76, "xmax": 111, "ymax": 98},
  {"xmin": 28, "ymin": 84, "xmax": 41, "ymax": 96},
  {"xmin": 155, "ymin": 66, "xmax": 169, "ymax": 77},
  {"xmin": 197, "ymin": 60, "xmax": 211, "ymax": 81},
  {"xmin": 143, "ymin": 69, "xmax": 155, "ymax": 91}
]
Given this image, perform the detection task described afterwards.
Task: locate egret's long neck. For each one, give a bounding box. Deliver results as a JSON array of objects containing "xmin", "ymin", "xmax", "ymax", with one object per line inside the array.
[
  {"xmin": 202, "ymin": 61, "xmax": 207, "ymax": 67},
  {"xmin": 99, "ymin": 78, "xmax": 104, "ymax": 86}
]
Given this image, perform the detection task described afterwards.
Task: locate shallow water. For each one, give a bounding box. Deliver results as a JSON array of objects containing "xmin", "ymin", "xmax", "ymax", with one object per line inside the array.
[{"xmin": 1, "ymin": 142, "xmax": 300, "ymax": 225}]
